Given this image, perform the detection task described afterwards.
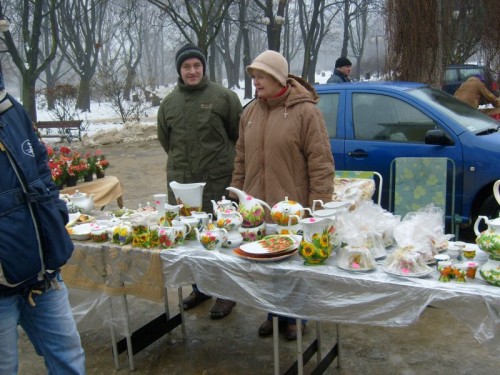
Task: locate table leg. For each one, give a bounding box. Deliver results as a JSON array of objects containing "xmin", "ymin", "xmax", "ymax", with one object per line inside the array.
[
  {"xmin": 336, "ymin": 323, "xmax": 341, "ymax": 369},
  {"xmin": 273, "ymin": 316, "xmax": 280, "ymax": 375},
  {"xmin": 164, "ymin": 287, "xmax": 170, "ymax": 320},
  {"xmin": 178, "ymin": 287, "xmax": 186, "ymax": 336},
  {"xmin": 315, "ymin": 321, "xmax": 322, "ymax": 363},
  {"xmin": 122, "ymin": 294, "xmax": 135, "ymax": 371},
  {"xmin": 296, "ymin": 318, "xmax": 304, "ymax": 375},
  {"xmin": 108, "ymin": 297, "xmax": 120, "ymax": 370}
]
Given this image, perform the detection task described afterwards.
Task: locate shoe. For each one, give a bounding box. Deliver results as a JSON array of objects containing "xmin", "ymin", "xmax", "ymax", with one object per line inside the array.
[
  {"xmin": 285, "ymin": 323, "xmax": 305, "ymax": 341},
  {"xmin": 258, "ymin": 320, "xmax": 273, "ymax": 337},
  {"xmin": 182, "ymin": 291, "xmax": 211, "ymax": 310},
  {"xmin": 209, "ymin": 298, "xmax": 236, "ymax": 319}
]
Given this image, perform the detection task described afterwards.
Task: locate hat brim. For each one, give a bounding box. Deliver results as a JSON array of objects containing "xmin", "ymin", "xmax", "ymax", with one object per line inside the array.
[{"xmin": 246, "ymin": 62, "xmax": 286, "ymax": 87}]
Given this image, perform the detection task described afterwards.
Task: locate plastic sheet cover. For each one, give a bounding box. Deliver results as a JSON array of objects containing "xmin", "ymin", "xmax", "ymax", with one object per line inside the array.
[{"xmin": 161, "ymin": 243, "xmax": 500, "ymax": 354}]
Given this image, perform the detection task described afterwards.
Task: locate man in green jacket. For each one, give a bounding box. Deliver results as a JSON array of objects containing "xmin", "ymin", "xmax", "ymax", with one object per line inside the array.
[{"xmin": 157, "ymin": 43, "xmax": 242, "ymax": 319}]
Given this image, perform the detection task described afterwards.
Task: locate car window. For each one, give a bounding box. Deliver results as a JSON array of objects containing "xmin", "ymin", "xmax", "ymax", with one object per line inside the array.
[
  {"xmin": 317, "ymin": 93, "xmax": 338, "ymax": 137},
  {"xmin": 352, "ymin": 93, "xmax": 438, "ymax": 142},
  {"xmin": 444, "ymin": 68, "xmax": 458, "ymax": 84}
]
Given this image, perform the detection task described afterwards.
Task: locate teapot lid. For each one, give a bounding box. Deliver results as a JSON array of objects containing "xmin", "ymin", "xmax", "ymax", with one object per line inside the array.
[{"xmin": 71, "ymin": 190, "xmax": 87, "ymax": 198}]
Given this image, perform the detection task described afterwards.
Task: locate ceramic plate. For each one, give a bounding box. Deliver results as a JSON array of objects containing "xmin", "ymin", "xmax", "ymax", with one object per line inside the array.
[
  {"xmin": 233, "ymin": 248, "xmax": 298, "ymax": 262},
  {"xmin": 337, "ymin": 264, "xmax": 376, "ymax": 272},
  {"xmin": 240, "ymin": 235, "xmax": 297, "ymax": 255},
  {"xmin": 67, "ymin": 223, "xmax": 92, "ymax": 240},
  {"xmin": 382, "ymin": 267, "xmax": 434, "ymax": 278}
]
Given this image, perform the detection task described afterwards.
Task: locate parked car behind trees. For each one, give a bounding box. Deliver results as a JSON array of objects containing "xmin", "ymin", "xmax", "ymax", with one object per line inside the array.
[{"xmin": 315, "ymin": 82, "xmax": 500, "ymax": 235}]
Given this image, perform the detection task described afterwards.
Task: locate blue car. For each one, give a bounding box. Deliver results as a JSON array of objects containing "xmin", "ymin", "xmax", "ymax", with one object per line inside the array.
[{"xmin": 314, "ymin": 81, "xmax": 500, "ymax": 232}]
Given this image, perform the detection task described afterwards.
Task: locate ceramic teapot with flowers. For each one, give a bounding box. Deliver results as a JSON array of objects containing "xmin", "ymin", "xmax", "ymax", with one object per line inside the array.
[
  {"xmin": 271, "ymin": 196, "xmax": 312, "ymax": 227},
  {"xmin": 211, "ymin": 196, "xmax": 238, "ymax": 219},
  {"xmin": 226, "ymin": 187, "xmax": 271, "ymax": 228},
  {"xmin": 474, "ymin": 216, "xmax": 500, "ymax": 286}
]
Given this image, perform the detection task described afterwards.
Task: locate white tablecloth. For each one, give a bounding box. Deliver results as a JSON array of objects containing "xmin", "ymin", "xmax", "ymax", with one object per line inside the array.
[{"xmin": 161, "ymin": 243, "xmax": 500, "ymax": 353}]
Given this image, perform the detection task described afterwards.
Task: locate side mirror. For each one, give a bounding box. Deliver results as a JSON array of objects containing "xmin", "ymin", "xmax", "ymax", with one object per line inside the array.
[{"xmin": 425, "ymin": 129, "xmax": 455, "ymax": 146}]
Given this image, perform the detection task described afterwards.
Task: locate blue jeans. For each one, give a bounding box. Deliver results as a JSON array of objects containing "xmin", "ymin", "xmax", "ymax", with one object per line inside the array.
[
  {"xmin": 267, "ymin": 313, "xmax": 307, "ymax": 325},
  {"xmin": 0, "ymin": 280, "xmax": 85, "ymax": 374}
]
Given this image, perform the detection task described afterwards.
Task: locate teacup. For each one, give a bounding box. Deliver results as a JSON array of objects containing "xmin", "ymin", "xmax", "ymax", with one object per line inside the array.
[{"xmin": 158, "ymin": 226, "xmax": 177, "ymax": 249}]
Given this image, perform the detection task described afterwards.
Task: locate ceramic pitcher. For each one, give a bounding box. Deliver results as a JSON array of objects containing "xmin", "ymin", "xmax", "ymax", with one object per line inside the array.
[
  {"xmin": 169, "ymin": 181, "xmax": 206, "ymax": 216},
  {"xmin": 226, "ymin": 187, "xmax": 271, "ymax": 228},
  {"xmin": 297, "ymin": 216, "xmax": 336, "ymax": 265}
]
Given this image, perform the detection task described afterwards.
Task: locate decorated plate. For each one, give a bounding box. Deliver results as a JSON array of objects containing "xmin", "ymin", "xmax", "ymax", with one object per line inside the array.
[
  {"xmin": 239, "ymin": 235, "xmax": 297, "ymax": 255},
  {"xmin": 337, "ymin": 264, "xmax": 376, "ymax": 272},
  {"xmin": 382, "ymin": 267, "xmax": 433, "ymax": 278},
  {"xmin": 233, "ymin": 248, "xmax": 298, "ymax": 262},
  {"xmin": 67, "ymin": 223, "xmax": 92, "ymax": 240}
]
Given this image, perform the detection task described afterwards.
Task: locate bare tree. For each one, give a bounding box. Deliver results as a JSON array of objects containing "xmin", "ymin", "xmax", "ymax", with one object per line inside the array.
[
  {"xmin": 145, "ymin": 0, "xmax": 235, "ymax": 81},
  {"xmin": 298, "ymin": 0, "xmax": 340, "ymax": 82},
  {"xmin": 348, "ymin": 0, "xmax": 370, "ymax": 80},
  {"xmin": 252, "ymin": 0, "xmax": 288, "ymax": 52},
  {"xmin": 0, "ymin": 0, "xmax": 59, "ymax": 121},
  {"xmin": 58, "ymin": 0, "xmax": 108, "ymax": 111}
]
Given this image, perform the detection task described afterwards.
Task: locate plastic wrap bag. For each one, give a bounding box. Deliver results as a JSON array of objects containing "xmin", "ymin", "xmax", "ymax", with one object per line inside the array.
[
  {"xmin": 333, "ymin": 178, "xmax": 375, "ymax": 204},
  {"xmin": 392, "ymin": 204, "xmax": 453, "ymax": 262},
  {"xmin": 336, "ymin": 244, "xmax": 377, "ymax": 271},
  {"xmin": 336, "ymin": 201, "xmax": 399, "ymax": 258}
]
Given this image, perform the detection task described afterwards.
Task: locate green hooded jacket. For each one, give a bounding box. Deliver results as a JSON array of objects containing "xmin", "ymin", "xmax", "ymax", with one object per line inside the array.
[{"xmin": 157, "ymin": 76, "xmax": 242, "ymax": 212}]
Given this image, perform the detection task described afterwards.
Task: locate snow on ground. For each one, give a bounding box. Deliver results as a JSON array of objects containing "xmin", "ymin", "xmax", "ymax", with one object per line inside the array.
[{"xmin": 38, "ymin": 72, "xmax": 335, "ymax": 144}]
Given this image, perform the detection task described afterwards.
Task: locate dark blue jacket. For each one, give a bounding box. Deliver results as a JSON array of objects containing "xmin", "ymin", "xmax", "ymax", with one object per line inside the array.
[{"xmin": 0, "ymin": 93, "xmax": 73, "ymax": 293}]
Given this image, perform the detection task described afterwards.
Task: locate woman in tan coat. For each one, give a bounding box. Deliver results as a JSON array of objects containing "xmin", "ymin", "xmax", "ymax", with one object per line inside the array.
[
  {"xmin": 230, "ymin": 50, "xmax": 335, "ymax": 340},
  {"xmin": 454, "ymin": 75, "xmax": 500, "ymax": 109}
]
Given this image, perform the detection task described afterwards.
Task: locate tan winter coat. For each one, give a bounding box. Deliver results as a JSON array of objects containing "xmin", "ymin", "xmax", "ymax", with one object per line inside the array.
[
  {"xmin": 454, "ymin": 77, "xmax": 500, "ymax": 109},
  {"xmin": 230, "ymin": 75, "xmax": 335, "ymax": 219}
]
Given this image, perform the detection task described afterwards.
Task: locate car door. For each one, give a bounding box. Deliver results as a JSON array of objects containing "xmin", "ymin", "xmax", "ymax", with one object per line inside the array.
[{"xmin": 342, "ymin": 90, "xmax": 463, "ymax": 209}]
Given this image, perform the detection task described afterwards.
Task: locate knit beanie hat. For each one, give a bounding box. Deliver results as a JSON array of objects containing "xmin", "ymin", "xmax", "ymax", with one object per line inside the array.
[
  {"xmin": 175, "ymin": 43, "xmax": 206, "ymax": 76},
  {"xmin": 246, "ymin": 50, "xmax": 288, "ymax": 87},
  {"xmin": 335, "ymin": 57, "xmax": 352, "ymax": 69}
]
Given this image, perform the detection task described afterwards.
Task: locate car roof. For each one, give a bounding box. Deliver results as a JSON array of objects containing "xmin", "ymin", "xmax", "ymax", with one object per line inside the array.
[{"xmin": 314, "ymin": 81, "xmax": 428, "ymax": 92}]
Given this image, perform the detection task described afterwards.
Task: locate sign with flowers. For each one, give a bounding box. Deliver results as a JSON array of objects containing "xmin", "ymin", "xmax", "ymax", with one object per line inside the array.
[{"xmin": 46, "ymin": 145, "xmax": 110, "ymax": 188}]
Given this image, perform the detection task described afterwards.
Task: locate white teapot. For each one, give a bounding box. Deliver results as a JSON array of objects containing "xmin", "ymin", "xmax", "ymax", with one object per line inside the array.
[{"xmin": 69, "ymin": 190, "xmax": 95, "ymax": 213}]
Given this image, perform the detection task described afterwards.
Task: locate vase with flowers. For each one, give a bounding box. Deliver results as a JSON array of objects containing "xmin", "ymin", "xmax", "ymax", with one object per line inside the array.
[{"xmin": 94, "ymin": 150, "xmax": 109, "ymax": 179}]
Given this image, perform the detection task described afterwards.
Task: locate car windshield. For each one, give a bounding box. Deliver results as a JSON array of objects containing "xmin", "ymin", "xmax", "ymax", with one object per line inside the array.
[{"xmin": 409, "ymin": 87, "xmax": 499, "ymax": 133}]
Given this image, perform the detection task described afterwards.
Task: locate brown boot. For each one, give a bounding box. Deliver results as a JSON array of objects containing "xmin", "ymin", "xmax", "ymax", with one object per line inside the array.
[
  {"xmin": 209, "ymin": 298, "xmax": 236, "ymax": 319},
  {"xmin": 258, "ymin": 320, "xmax": 273, "ymax": 337},
  {"xmin": 285, "ymin": 322, "xmax": 305, "ymax": 341},
  {"xmin": 182, "ymin": 291, "xmax": 211, "ymax": 310}
]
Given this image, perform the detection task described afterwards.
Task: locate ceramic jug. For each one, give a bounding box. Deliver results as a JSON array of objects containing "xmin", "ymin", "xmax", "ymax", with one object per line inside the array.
[
  {"xmin": 271, "ymin": 196, "xmax": 312, "ymax": 227},
  {"xmin": 158, "ymin": 227, "xmax": 177, "ymax": 249},
  {"xmin": 171, "ymin": 221, "xmax": 191, "ymax": 244},
  {"xmin": 194, "ymin": 227, "xmax": 228, "ymax": 251},
  {"xmin": 70, "ymin": 190, "xmax": 95, "ymax": 213},
  {"xmin": 164, "ymin": 203, "xmax": 183, "ymax": 225},
  {"xmin": 173, "ymin": 217, "xmax": 198, "ymax": 241},
  {"xmin": 494, "ymin": 179, "xmax": 500, "ymax": 207},
  {"xmin": 211, "ymin": 196, "xmax": 238, "ymax": 218},
  {"xmin": 473, "ymin": 216, "xmax": 500, "ymax": 286},
  {"xmin": 169, "ymin": 181, "xmax": 206, "ymax": 216},
  {"xmin": 191, "ymin": 211, "xmax": 213, "ymax": 230},
  {"xmin": 297, "ymin": 216, "xmax": 336, "ymax": 265},
  {"xmin": 226, "ymin": 187, "xmax": 271, "ymax": 228}
]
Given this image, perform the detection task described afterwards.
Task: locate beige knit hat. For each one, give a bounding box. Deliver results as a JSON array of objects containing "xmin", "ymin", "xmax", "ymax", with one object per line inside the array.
[{"xmin": 246, "ymin": 50, "xmax": 288, "ymax": 87}]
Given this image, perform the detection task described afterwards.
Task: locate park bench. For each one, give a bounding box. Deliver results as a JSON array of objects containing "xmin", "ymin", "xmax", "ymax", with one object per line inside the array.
[{"xmin": 36, "ymin": 120, "xmax": 83, "ymax": 142}]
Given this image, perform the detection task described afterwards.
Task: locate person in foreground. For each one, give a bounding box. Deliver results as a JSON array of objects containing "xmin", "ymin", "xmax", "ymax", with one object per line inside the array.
[
  {"xmin": 454, "ymin": 74, "xmax": 500, "ymax": 109},
  {"xmin": 230, "ymin": 50, "xmax": 335, "ymax": 340},
  {"xmin": 327, "ymin": 56, "xmax": 352, "ymax": 83},
  {"xmin": 0, "ymin": 71, "xmax": 85, "ymax": 374},
  {"xmin": 157, "ymin": 43, "xmax": 242, "ymax": 319}
]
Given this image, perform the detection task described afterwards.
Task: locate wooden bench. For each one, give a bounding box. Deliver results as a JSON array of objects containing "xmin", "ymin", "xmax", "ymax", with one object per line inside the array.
[{"xmin": 36, "ymin": 120, "xmax": 83, "ymax": 142}]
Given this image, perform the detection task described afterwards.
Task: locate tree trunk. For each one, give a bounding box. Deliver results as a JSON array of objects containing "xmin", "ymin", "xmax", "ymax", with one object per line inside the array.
[
  {"xmin": 242, "ymin": 26, "xmax": 253, "ymax": 99},
  {"xmin": 22, "ymin": 77, "xmax": 37, "ymax": 123},
  {"xmin": 76, "ymin": 78, "xmax": 91, "ymax": 111},
  {"xmin": 123, "ymin": 68, "xmax": 136, "ymax": 101}
]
